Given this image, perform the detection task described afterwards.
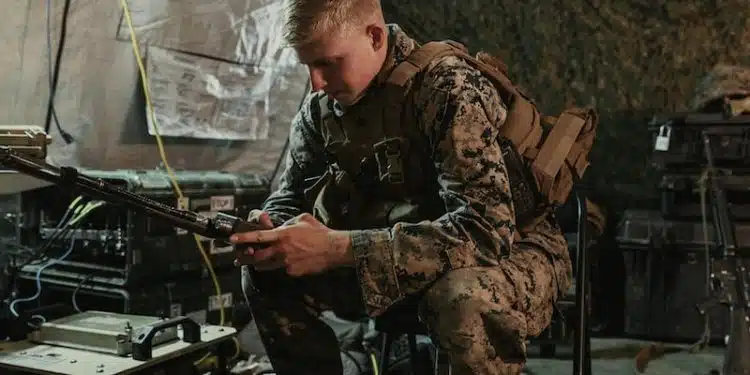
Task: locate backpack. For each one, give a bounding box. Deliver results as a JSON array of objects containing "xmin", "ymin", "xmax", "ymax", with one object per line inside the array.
[{"xmin": 386, "ymin": 40, "xmax": 598, "ymax": 228}]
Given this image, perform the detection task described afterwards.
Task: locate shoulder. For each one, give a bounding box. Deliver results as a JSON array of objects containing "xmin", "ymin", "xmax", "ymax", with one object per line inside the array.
[
  {"xmin": 287, "ymin": 91, "xmax": 329, "ymax": 157},
  {"xmin": 420, "ymin": 55, "xmax": 491, "ymax": 95},
  {"xmin": 411, "ymin": 54, "xmax": 507, "ymax": 130},
  {"xmin": 294, "ymin": 90, "xmax": 330, "ymax": 132}
]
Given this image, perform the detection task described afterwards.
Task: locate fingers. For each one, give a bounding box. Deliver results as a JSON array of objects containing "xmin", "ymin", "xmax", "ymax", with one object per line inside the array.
[
  {"xmin": 254, "ymin": 257, "xmax": 286, "ymax": 271},
  {"xmin": 235, "ymin": 244, "xmax": 256, "ymax": 256},
  {"xmin": 252, "ymin": 247, "xmax": 277, "ymax": 262},
  {"xmin": 234, "ymin": 245, "xmax": 280, "ymax": 267},
  {"xmin": 247, "ymin": 210, "xmax": 274, "ymax": 229},
  {"xmin": 230, "ymin": 228, "xmax": 282, "ymax": 244},
  {"xmin": 259, "ymin": 212, "xmax": 273, "ymax": 228}
]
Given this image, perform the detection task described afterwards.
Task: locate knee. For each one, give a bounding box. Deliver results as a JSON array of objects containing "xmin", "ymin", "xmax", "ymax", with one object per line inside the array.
[
  {"xmin": 420, "ymin": 269, "xmax": 487, "ymax": 324},
  {"xmin": 418, "ymin": 268, "xmax": 528, "ymax": 362},
  {"xmin": 419, "ymin": 268, "xmax": 523, "ymax": 334}
]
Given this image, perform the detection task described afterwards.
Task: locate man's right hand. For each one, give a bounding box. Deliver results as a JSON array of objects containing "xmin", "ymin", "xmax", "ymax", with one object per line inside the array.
[
  {"xmin": 236, "ymin": 210, "xmax": 287, "ymax": 271},
  {"xmin": 234, "ymin": 210, "xmax": 274, "ymax": 262}
]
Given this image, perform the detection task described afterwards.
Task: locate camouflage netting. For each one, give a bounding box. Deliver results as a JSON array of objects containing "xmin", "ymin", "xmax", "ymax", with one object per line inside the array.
[{"xmin": 384, "ymin": 0, "xmax": 750, "ymax": 215}]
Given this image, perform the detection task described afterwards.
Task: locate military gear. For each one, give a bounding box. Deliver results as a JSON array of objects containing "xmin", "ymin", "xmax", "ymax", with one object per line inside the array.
[
  {"xmin": 382, "ymin": 40, "xmax": 598, "ymax": 228},
  {"xmin": 258, "ymin": 24, "xmax": 571, "ymax": 375}
]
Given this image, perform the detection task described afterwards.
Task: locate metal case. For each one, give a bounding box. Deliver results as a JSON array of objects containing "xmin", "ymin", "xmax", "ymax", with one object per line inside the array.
[
  {"xmin": 615, "ymin": 209, "xmax": 746, "ymax": 342},
  {"xmin": 28, "ymin": 311, "xmax": 177, "ymax": 356}
]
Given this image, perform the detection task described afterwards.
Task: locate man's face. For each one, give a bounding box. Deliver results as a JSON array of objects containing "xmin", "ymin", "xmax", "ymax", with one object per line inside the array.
[{"xmin": 295, "ymin": 25, "xmax": 386, "ymax": 106}]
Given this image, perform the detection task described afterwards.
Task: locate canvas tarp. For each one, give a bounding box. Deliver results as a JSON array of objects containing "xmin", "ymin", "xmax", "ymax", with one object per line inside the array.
[{"xmin": 1, "ymin": 0, "xmax": 307, "ymax": 177}]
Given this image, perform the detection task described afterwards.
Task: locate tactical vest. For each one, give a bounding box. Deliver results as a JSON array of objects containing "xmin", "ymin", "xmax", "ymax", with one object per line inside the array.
[
  {"xmin": 309, "ymin": 40, "xmax": 598, "ymax": 231},
  {"xmin": 308, "ymin": 90, "xmax": 443, "ymax": 230}
]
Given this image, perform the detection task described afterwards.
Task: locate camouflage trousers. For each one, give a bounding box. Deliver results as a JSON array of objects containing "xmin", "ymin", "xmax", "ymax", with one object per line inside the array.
[{"xmin": 249, "ymin": 247, "xmax": 563, "ymax": 375}]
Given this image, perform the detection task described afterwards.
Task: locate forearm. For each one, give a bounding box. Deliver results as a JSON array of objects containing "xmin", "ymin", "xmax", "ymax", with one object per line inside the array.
[{"xmin": 345, "ymin": 204, "xmax": 513, "ymax": 315}]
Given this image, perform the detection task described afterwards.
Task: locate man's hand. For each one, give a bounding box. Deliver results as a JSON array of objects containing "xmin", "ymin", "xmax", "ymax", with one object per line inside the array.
[
  {"xmin": 234, "ymin": 209, "xmax": 276, "ymax": 266},
  {"xmin": 230, "ymin": 213, "xmax": 355, "ymax": 276}
]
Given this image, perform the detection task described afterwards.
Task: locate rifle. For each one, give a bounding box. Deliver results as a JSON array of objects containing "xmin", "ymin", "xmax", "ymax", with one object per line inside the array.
[
  {"xmin": 0, "ymin": 133, "xmax": 262, "ymax": 320},
  {"xmin": 698, "ymin": 131, "xmax": 750, "ymax": 375}
]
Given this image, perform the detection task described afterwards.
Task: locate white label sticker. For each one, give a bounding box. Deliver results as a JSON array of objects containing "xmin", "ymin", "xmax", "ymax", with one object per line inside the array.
[
  {"xmin": 208, "ymin": 293, "xmax": 233, "ymax": 311},
  {"xmin": 210, "ymin": 195, "xmax": 235, "ymax": 211}
]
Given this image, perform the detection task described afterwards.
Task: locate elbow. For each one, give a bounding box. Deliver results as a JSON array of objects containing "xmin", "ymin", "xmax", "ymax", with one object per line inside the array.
[{"xmin": 444, "ymin": 206, "xmax": 513, "ymax": 265}]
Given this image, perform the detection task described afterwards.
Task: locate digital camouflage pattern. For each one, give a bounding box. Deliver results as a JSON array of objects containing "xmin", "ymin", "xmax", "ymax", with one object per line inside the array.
[
  {"xmin": 690, "ymin": 64, "xmax": 750, "ymax": 111},
  {"xmin": 253, "ymin": 24, "xmax": 571, "ymax": 375}
]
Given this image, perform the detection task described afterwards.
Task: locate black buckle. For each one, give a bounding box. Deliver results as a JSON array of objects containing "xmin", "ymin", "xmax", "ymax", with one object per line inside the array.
[{"xmin": 373, "ymin": 138, "xmax": 406, "ymax": 184}]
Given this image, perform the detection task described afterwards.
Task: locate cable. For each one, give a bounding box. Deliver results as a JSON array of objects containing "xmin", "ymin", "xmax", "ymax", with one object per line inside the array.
[
  {"xmin": 119, "ymin": 0, "xmax": 225, "ymax": 328},
  {"xmin": 370, "ymin": 352, "xmax": 380, "ymax": 375},
  {"xmin": 71, "ymin": 274, "xmax": 94, "ymax": 313},
  {"xmin": 10, "ymin": 234, "xmax": 76, "ymax": 317},
  {"xmin": 43, "ymin": 0, "xmax": 74, "ymax": 143},
  {"xmin": 27, "ymin": 314, "xmax": 47, "ymax": 329},
  {"xmin": 44, "ymin": 0, "xmax": 63, "ymax": 141},
  {"xmin": 8, "ymin": 201, "xmax": 103, "ymax": 317},
  {"xmin": 25, "ymin": 197, "xmax": 89, "ymax": 266},
  {"xmin": 1, "ymin": 196, "xmax": 85, "ymax": 304}
]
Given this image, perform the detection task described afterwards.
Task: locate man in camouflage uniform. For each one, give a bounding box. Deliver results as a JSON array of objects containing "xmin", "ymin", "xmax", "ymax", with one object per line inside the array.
[{"xmin": 229, "ymin": 0, "xmax": 571, "ymax": 374}]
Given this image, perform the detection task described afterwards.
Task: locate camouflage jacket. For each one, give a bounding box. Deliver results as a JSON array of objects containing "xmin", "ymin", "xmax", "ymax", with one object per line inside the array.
[{"xmin": 262, "ymin": 25, "xmax": 569, "ymax": 315}]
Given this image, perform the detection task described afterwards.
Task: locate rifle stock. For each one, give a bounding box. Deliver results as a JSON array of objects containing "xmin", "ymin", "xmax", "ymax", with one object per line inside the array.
[{"xmin": 0, "ymin": 146, "xmax": 262, "ymax": 298}]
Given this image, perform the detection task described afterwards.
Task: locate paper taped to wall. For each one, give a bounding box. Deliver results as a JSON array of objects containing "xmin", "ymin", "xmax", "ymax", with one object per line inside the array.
[{"xmin": 146, "ymin": 45, "xmax": 303, "ymax": 140}]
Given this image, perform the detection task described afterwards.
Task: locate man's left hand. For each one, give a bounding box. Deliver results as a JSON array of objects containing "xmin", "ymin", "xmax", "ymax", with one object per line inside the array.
[{"xmin": 229, "ymin": 213, "xmax": 355, "ymax": 276}]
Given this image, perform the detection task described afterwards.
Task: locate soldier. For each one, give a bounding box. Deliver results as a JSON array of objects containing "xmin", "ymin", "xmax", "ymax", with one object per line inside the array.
[{"xmin": 229, "ymin": 0, "xmax": 572, "ymax": 374}]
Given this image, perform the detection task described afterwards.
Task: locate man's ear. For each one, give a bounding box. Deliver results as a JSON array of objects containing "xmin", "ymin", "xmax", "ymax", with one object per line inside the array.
[{"xmin": 366, "ymin": 24, "xmax": 386, "ymax": 51}]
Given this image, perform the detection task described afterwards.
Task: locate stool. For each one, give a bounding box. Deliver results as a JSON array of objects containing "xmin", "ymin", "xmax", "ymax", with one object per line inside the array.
[{"xmin": 373, "ymin": 300, "xmax": 451, "ymax": 375}]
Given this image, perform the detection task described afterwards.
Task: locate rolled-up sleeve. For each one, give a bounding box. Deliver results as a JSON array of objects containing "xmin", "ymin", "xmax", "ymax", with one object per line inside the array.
[{"xmin": 350, "ymin": 56, "xmax": 516, "ymax": 315}]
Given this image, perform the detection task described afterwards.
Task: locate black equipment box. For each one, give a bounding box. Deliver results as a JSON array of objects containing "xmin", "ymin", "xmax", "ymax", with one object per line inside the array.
[
  {"xmin": 16, "ymin": 266, "xmax": 245, "ymax": 326},
  {"xmin": 660, "ymin": 173, "xmax": 750, "ymax": 221},
  {"xmin": 615, "ymin": 209, "xmax": 750, "ymax": 343},
  {"xmin": 649, "ymin": 113, "xmax": 750, "ymax": 172},
  {"xmin": 16, "ymin": 169, "xmax": 270, "ymax": 285}
]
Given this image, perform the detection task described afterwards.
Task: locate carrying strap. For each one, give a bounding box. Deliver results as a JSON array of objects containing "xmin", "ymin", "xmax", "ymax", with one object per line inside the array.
[
  {"xmin": 382, "ymin": 40, "xmax": 596, "ymax": 195},
  {"xmin": 383, "ymin": 41, "xmax": 542, "ymax": 153},
  {"xmin": 380, "ymin": 41, "xmax": 462, "ymax": 142}
]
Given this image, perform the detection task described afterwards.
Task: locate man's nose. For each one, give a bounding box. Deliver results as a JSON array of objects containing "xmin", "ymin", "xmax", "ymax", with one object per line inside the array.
[{"xmin": 309, "ymin": 68, "xmax": 327, "ymax": 91}]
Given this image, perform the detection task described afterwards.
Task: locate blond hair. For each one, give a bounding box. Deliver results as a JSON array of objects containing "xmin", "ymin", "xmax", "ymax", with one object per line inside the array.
[{"xmin": 283, "ymin": 0, "xmax": 382, "ymax": 47}]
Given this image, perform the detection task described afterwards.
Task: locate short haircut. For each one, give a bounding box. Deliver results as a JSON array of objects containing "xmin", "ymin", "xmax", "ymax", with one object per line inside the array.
[{"xmin": 283, "ymin": 0, "xmax": 382, "ymax": 47}]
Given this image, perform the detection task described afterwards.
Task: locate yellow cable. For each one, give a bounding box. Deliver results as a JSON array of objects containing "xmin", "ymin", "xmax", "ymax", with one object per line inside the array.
[
  {"xmin": 192, "ymin": 336, "xmax": 241, "ymax": 367},
  {"xmin": 69, "ymin": 201, "xmax": 106, "ymax": 226},
  {"xmin": 120, "ymin": 0, "xmax": 225, "ymax": 328},
  {"xmin": 370, "ymin": 352, "xmax": 380, "ymax": 375}
]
